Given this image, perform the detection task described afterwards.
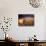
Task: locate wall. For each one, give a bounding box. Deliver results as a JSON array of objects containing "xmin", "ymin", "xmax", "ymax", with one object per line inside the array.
[{"xmin": 0, "ymin": 0, "xmax": 46, "ymax": 40}]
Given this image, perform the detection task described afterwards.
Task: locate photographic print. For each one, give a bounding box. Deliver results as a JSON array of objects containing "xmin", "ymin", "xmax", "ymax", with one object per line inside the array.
[{"xmin": 18, "ymin": 14, "xmax": 34, "ymax": 26}]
